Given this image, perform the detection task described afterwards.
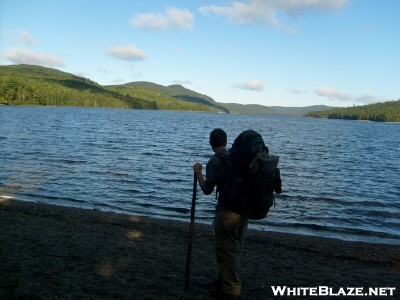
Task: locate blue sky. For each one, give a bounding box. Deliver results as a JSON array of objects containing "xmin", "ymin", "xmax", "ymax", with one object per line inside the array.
[{"xmin": 1, "ymin": 0, "xmax": 399, "ymax": 107}]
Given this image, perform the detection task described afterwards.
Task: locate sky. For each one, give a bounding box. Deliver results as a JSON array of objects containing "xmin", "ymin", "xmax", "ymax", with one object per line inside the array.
[{"xmin": 0, "ymin": 0, "xmax": 399, "ymax": 107}]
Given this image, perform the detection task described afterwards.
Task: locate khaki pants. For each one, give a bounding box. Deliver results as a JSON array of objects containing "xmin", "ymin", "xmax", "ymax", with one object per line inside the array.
[{"xmin": 214, "ymin": 209, "xmax": 248, "ymax": 296}]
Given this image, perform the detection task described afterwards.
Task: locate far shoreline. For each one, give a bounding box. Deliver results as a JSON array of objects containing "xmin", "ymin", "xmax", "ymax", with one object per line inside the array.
[{"xmin": 3, "ymin": 104, "xmax": 400, "ymax": 123}]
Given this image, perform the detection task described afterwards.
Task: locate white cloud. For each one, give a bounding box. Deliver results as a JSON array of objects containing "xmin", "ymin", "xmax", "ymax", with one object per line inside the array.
[
  {"xmin": 316, "ymin": 86, "xmax": 340, "ymax": 97},
  {"xmin": 316, "ymin": 87, "xmax": 383, "ymax": 104},
  {"xmin": 234, "ymin": 80, "xmax": 264, "ymax": 91},
  {"xmin": 315, "ymin": 86, "xmax": 350, "ymax": 101},
  {"xmin": 15, "ymin": 30, "xmax": 36, "ymax": 46},
  {"xmin": 130, "ymin": 7, "xmax": 194, "ymax": 31},
  {"xmin": 277, "ymin": 0, "xmax": 350, "ymax": 16},
  {"xmin": 3, "ymin": 48, "xmax": 65, "ymax": 67},
  {"xmin": 289, "ymin": 88, "xmax": 308, "ymax": 94},
  {"xmin": 200, "ymin": 2, "xmax": 279, "ymax": 27},
  {"xmin": 199, "ymin": 0, "xmax": 349, "ymax": 28},
  {"xmin": 106, "ymin": 45, "xmax": 147, "ymax": 61}
]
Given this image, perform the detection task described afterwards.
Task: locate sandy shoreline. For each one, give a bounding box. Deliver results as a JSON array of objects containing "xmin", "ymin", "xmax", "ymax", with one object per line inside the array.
[{"xmin": 1, "ymin": 199, "xmax": 399, "ymax": 299}]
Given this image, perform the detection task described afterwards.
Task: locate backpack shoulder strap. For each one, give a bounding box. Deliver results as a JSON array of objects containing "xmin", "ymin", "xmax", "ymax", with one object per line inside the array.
[{"xmin": 213, "ymin": 151, "xmax": 231, "ymax": 200}]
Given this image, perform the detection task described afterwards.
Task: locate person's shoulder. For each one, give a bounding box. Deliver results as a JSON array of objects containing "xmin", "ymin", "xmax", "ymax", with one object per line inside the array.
[
  {"xmin": 208, "ymin": 155, "xmax": 221, "ymax": 165},
  {"xmin": 210, "ymin": 150, "xmax": 230, "ymax": 166},
  {"xmin": 211, "ymin": 150, "xmax": 227, "ymax": 161}
]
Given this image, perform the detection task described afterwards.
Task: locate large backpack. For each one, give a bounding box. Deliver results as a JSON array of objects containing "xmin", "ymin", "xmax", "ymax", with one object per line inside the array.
[{"xmin": 216, "ymin": 130, "xmax": 282, "ymax": 220}]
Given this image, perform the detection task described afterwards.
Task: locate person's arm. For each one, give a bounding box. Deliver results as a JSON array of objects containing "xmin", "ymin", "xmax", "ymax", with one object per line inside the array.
[
  {"xmin": 193, "ymin": 162, "xmax": 216, "ymax": 195},
  {"xmin": 193, "ymin": 163, "xmax": 205, "ymax": 190}
]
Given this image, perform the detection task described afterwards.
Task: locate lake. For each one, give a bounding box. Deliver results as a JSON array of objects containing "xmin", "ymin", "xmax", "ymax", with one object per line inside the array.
[{"xmin": 1, "ymin": 106, "xmax": 399, "ymax": 245}]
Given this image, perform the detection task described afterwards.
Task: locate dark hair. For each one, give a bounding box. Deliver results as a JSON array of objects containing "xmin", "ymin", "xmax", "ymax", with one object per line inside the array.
[{"xmin": 209, "ymin": 128, "xmax": 227, "ymax": 148}]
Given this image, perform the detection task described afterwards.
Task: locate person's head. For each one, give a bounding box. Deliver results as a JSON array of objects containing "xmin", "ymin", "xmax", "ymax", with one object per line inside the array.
[{"xmin": 209, "ymin": 128, "xmax": 227, "ymax": 150}]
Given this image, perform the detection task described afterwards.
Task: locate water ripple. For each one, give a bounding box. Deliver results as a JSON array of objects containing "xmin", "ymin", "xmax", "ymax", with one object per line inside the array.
[{"xmin": 1, "ymin": 106, "xmax": 399, "ymax": 244}]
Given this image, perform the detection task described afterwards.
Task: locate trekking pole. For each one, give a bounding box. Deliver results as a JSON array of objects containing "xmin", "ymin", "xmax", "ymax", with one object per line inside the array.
[{"xmin": 185, "ymin": 172, "xmax": 197, "ymax": 290}]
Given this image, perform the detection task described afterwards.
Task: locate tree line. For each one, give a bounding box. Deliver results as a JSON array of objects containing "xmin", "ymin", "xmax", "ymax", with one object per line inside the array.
[
  {"xmin": 0, "ymin": 65, "xmax": 220, "ymax": 112},
  {"xmin": 306, "ymin": 100, "xmax": 400, "ymax": 122},
  {"xmin": 0, "ymin": 76, "xmax": 150, "ymax": 109}
]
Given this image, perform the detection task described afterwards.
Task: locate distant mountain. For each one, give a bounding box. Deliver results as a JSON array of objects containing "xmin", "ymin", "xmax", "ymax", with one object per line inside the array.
[
  {"xmin": 110, "ymin": 81, "xmax": 219, "ymax": 106},
  {"xmin": 106, "ymin": 81, "xmax": 227, "ymax": 112},
  {"xmin": 0, "ymin": 64, "xmax": 341, "ymax": 116},
  {"xmin": 109, "ymin": 82, "xmax": 337, "ymax": 116},
  {"xmin": 221, "ymin": 103, "xmax": 334, "ymax": 116}
]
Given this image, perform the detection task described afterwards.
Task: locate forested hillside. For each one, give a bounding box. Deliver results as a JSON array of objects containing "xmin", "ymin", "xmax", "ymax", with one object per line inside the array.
[
  {"xmin": 0, "ymin": 64, "xmax": 148, "ymax": 108},
  {"xmin": 109, "ymin": 81, "xmax": 219, "ymax": 106},
  {"xmin": 306, "ymin": 100, "xmax": 400, "ymax": 122},
  {"xmin": 0, "ymin": 65, "xmax": 222, "ymax": 112},
  {"xmin": 0, "ymin": 64, "xmax": 338, "ymax": 116},
  {"xmin": 106, "ymin": 82, "xmax": 226, "ymax": 112},
  {"xmin": 4, "ymin": 64, "xmax": 393, "ymax": 119}
]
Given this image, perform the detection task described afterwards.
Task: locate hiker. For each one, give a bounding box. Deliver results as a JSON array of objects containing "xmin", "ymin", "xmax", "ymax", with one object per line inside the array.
[{"xmin": 193, "ymin": 128, "xmax": 247, "ymax": 299}]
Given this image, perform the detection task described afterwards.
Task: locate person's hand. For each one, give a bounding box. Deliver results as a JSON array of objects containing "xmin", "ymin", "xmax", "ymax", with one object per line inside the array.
[{"xmin": 193, "ymin": 163, "xmax": 203, "ymax": 174}]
